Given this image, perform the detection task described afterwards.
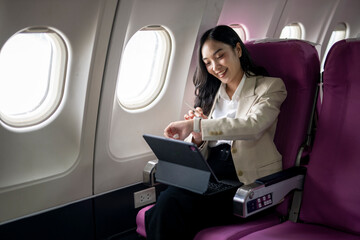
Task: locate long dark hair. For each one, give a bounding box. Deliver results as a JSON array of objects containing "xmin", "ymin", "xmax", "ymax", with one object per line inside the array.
[{"xmin": 193, "ymin": 25, "xmax": 268, "ymax": 115}]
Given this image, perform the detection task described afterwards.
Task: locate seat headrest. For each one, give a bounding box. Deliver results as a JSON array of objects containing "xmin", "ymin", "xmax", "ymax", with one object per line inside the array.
[{"xmin": 245, "ymin": 39, "xmax": 320, "ymax": 90}]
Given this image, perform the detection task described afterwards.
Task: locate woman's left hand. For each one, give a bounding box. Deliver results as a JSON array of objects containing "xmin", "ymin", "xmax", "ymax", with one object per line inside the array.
[{"xmin": 164, "ymin": 120, "xmax": 193, "ymax": 140}]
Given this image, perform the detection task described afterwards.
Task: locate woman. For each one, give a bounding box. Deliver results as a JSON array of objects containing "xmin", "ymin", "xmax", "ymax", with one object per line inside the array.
[{"xmin": 145, "ymin": 25, "xmax": 287, "ymax": 240}]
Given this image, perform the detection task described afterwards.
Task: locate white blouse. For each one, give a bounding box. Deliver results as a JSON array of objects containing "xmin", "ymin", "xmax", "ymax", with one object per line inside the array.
[{"xmin": 209, "ymin": 73, "xmax": 246, "ymax": 147}]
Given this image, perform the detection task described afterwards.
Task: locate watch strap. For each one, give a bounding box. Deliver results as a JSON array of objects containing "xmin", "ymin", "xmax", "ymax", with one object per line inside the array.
[{"xmin": 193, "ymin": 116, "xmax": 202, "ymax": 133}]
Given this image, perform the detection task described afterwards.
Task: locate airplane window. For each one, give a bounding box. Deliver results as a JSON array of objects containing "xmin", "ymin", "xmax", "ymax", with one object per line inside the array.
[
  {"xmin": 321, "ymin": 23, "xmax": 348, "ymax": 70},
  {"xmin": 230, "ymin": 24, "xmax": 247, "ymax": 42},
  {"xmin": 280, "ymin": 23, "xmax": 304, "ymax": 39},
  {"xmin": 116, "ymin": 26, "xmax": 171, "ymax": 110},
  {"xmin": 0, "ymin": 28, "xmax": 67, "ymax": 128}
]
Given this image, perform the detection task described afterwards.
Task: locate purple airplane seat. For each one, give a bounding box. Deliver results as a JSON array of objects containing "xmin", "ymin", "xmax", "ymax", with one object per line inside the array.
[
  {"xmin": 237, "ymin": 39, "xmax": 360, "ymax": 240},
  {"xmin": 193, "ymin": 39, "xmax": 320, "ymax": 240},
  {"xmin": 136, "ymin": 39, "xmax": 320, "ymax": 239}
]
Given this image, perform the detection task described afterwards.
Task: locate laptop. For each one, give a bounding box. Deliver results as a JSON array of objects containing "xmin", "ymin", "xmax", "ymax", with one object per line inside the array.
[{"xmin": 143, "ymin": 134, "xmax": 243, "ymax": 195}]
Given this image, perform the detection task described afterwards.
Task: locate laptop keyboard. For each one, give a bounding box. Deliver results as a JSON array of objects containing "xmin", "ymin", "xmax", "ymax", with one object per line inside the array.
[{"xmin": 205, "ymin": 181, "xmax": 237, "ymax": 194}]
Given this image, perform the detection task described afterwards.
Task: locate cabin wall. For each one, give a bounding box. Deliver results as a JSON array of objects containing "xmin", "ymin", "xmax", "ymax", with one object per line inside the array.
[
  {"xmin": 0, "ymin": 0, "xmax": 112, "ymax": 224},
  {"xmin": 93, "ymin": 0, "xmax": 215, "ymax": 195},
  {"xmin": 0, "ymin": 0, "xmax": 359, "ymax": 239}
]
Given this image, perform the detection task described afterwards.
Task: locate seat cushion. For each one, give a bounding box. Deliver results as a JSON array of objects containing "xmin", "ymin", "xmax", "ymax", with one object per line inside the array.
[
  {"xmin": 240, "ymin": 221, "xmax": 360, "ymax": 240},
  {"xmin": 137, "ymin": 205, "xmax": 281, "ymax": 240},
  {"xmin": 136, "ymin": 204, "xmax": 154, "ymax": 237},
  {"xmin": 194, "ymin": 213, "xmax": 280, "ymax": 240}
]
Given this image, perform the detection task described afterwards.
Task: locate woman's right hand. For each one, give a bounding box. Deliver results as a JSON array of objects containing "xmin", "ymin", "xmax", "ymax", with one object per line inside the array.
[{"xmin": 184, "ymin": 107, "xmax": 207, "ymax": 120}]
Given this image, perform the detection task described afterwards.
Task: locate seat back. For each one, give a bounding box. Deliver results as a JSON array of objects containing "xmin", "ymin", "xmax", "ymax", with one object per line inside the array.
[
  {"xmin": 245, "ymin": 39, "xmax": 319, "ymax": 215},
  {"xmin": 299, "ymin": 39, "xmax": 360, "ymax": 235}
]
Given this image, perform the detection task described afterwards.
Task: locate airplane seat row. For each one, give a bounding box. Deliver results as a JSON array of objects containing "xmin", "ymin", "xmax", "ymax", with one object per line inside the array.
[
  {"xmin": 234, "ymin": 38, "xmax": 360, "ymax": 240},
  {"xmin": 136, "ymin": 38, "xmax": 321, "ymax": 239}
]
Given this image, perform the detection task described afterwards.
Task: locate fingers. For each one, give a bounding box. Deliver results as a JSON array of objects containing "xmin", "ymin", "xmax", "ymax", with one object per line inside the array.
[
  {"xmin": 163, "ymin": 126, "xmax": 172, "ymax": 138},
  {"xmin": 195, "ymin": 107, "xmax": 203, "ymax": 114},
  {"xmin": 184, "ymin": 108, "xmax": 205, "ymax": 120},
  {"xmin": 164, "ymin": 120, "xmax": 192, "ymax": 140},
  {"xmin": 184, "ymin": 110, "xmax": 195, "ymax": 120},
  {"xmin": 189, "ymin": 110, "xmax": 195, "ymax": 117},
  {"xmin": 194, "ymin": 107, "xmax": 207, "ymax": 119},
  {"xmin": 164, "ymin": 122, "xmax": 182, "ymax": 139},
  {"xmin": 164, "ymin": 130, "xmax": 179, "ymax": 139}
]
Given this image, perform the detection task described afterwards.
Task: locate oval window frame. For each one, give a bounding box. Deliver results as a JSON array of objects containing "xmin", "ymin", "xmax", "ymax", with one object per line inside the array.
[
  {"xmin": 116, "ymin": 26, "xmax": 172, "ymax": 111},
  {"xmin": 230, "ymin": 24, "xmax": 248, "ymax": 42},
  {"xmin": 0, "ymin": 27, "xmax": 68, "ymax": 128},
  {"xmin": 280, "ymin": 23, "xmax": 305, "ymax": 40},
  {"xmin": 321, "ymin": 22, "xmax": 348, "ymax": 70}
]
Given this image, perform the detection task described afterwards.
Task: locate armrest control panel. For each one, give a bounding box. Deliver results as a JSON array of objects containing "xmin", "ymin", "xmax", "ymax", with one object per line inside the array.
[
  {"xmin": 247, "ymin": 193, "xmax": 273, "ymax": 214},
  {"xmin": 233, "ymin": 167, "xmax": 306, "ymax": 218}
]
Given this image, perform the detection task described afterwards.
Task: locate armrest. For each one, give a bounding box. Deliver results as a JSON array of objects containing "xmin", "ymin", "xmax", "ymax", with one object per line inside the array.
[
  {"xmin": 143, "ymin": 159, "xmax": 158, "ymax": 186},
  {"xmin": 233, "ymin": 166, "xmax": 306, "ymax": 218}
]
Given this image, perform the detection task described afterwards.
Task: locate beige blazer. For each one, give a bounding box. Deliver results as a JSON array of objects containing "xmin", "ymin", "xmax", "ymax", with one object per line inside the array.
[{"xmin": 189, "ymin": 75, "xmax": 287, "ymax": 185}]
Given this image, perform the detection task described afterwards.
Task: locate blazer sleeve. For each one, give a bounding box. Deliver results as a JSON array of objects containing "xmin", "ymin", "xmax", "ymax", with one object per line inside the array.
[{"xmin": 201, "ymin": 77, "xmax": 287, "ymax": 141}]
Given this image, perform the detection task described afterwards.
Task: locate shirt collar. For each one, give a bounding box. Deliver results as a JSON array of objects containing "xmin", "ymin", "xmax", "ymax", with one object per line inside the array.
[{"xmin": 218, "ymin": 73, "xmax": 247, "ymax": 101}]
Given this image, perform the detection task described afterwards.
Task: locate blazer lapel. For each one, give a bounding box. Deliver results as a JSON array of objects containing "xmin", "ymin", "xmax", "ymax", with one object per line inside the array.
[
  {"xmin": 208, "ymin": 75, "xmax": 258, "ymax": 118},
  {"xmin": 236, "ymin": 76, "xmax": 258, "ymax": 117}
]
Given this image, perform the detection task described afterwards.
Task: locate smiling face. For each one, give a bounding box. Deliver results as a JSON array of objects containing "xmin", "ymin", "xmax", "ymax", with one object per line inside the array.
[{"xmin": 201, "ymin": 39, "xmax": 244, "ymax": 87}]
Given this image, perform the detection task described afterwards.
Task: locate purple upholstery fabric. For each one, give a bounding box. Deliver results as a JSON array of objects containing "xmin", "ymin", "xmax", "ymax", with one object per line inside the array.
[
  {"xmin": 192, "ymin": 40, "xmax": 320, "ymax": 240},
  {"xmin": 246, "ymin": 40, "xmax": 319, "ymax": 171},
  {"xmin": 193, "ymin": 214, "xmax": 280, "ymax": 240},
  {"xmin": 239, "ymin": 221, "xmax": 360, "ymax": 240},
  {"xmin": 136, "ymin": 39, "xmax": 320, "ymax": 239},
  {"xmin": 237, "ymin": 39, "xmax": 360, "ymax": 240},
  {"xmin": 299, "ymin": 39, "xmax": 360, "ymax": 235},
  {"xmin": 136, "ymin": 204, "xmax": 154, "ymax": 237},
  {"xmin": 246, "ymin": 40, "xmax": 319, "ymax": 217}
]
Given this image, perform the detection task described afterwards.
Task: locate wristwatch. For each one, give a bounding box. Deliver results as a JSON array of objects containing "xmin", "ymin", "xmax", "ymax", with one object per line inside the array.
[{"xmin": 193, "ymin": 116, "xmax": 202, "ymax": 133}]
